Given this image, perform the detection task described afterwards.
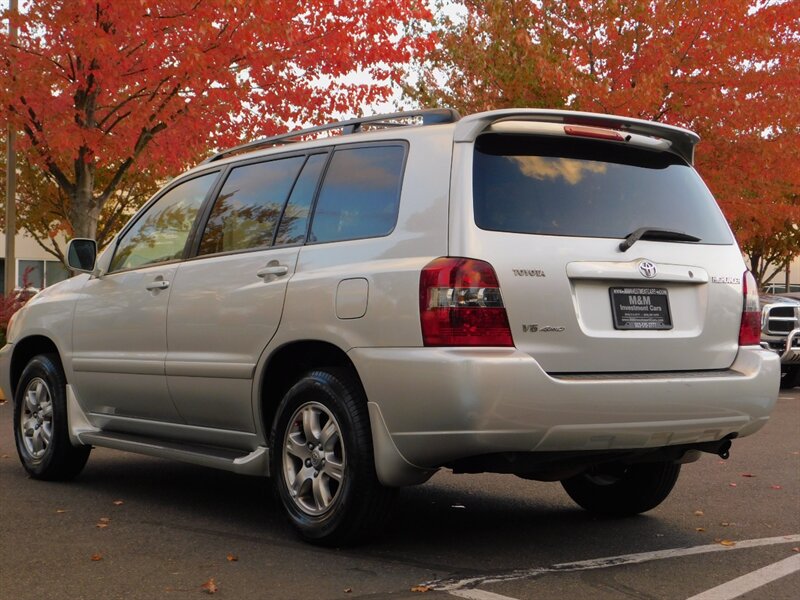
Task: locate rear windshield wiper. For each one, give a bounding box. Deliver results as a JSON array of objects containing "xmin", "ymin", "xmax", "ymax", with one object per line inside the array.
[{"xmin": 619, "ymin": 227, "xmax": 701, "ymax": 252}]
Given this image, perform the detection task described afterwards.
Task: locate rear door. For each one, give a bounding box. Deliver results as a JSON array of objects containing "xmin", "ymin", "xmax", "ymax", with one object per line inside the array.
[
  {"xmin": 165, "ymin": 152, "xmax": 328, "ymax": 431},
  {"xmin": 455, "ymin": 132, "xmax": 744, "ymax": 373}
]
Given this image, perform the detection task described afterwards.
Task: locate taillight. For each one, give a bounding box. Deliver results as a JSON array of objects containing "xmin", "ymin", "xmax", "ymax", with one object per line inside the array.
[
  {"xmin": 419, "ymin": 257, "xmax": 514, "ymax": 347},
  {"xmin": 739, "ymin": 270, "xmax": 761, "ymax": 346}
]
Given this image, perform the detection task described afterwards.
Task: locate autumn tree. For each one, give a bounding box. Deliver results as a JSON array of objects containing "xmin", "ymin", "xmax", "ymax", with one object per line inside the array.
[
  {"xmin": 1, "ymin": 142, "xmax": 163, "ymax": 261},
  {"xmin": 410, "ymin": 0, "xmax": 800, "ymax": 287},
  {"xmin": 1, "ymin": 0, "xmax": 432, "ymax": 254}
]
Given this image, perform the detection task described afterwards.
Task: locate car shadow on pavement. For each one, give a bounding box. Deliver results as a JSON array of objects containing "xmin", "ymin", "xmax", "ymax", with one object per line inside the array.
[{"xmin": 65, "ymin": 449, "xmax": 696, "ymax": 569}]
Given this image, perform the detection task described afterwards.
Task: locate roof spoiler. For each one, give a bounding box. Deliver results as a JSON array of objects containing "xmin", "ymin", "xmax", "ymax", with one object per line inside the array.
[{"xmin": 454, "ymin": 109, "xmax": 700, "ymax": 165}]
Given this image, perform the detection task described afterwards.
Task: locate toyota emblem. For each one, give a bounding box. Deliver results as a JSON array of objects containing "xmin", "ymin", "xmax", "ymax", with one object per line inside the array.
[{"xmin": 638, "ymin": 260, "xmax": 657, "ymax": 278}]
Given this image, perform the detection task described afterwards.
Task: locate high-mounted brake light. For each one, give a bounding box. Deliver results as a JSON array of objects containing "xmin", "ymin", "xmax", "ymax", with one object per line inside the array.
[
  {"xmin": 419, "ymin": 257, "xmax": 514, "ymax": 347},
  {"xmin": 564, "ymin": 124, "xmax": 625, "ymax": 142},
  {"xmin": 739, "ymin": 270, "xmax": 761, "ymax": 346}
]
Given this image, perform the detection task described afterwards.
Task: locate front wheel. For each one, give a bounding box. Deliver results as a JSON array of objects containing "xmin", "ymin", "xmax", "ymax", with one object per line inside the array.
[
  {"xmin": 13, "ymin": 354, "xmax": 91, "ymax": 480},
  {"xmin": 270, "ymin": 369, "xmax": 396, "ymax": 546},
  {"xmin": 561, "ymin": 461, "xmax": 680, "ymax": 516}
]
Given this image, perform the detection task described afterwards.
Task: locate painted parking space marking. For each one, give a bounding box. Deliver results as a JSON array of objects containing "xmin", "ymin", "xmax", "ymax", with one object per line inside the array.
[
  {"xmin": 685, "ymin": 553, "xmax": 800, "ymax": 600},
  {"xmin": 424, "ymin": 534, "xmax": 800, "ymax": 598},
  {"xmin": 449, "ymin": 589, "xmax": 520, "ymax": 600}
]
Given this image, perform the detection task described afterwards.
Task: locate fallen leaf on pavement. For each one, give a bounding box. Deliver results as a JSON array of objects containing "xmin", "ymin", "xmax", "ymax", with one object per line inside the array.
[
  {"xmin": 728, "ymin": 483, "xmax": 737, "ymax": 487},
  {"xmin": 226, "ymin": 553, "xmax": 238, "ymax": 562},
  {"xmin": 1, "ymin": 454, "xmax": 9, "ymax": 459},
  {"xmin": 90, "ymin": 553, "xmax": 103, "ymax": 561},
  {"xmin": 740, "ymin": 473, "xmax": 755, "ymax": 478},
  {"xmin": 695, "ymin": 527, "xmax": 705, "ymax": 532},
  {"xmin": 343, "ymin": 588, "xmax": 352, "ymax": 593},
  {"xmin": 96, "ymin": 523, "xmax": 108, "ymax": 529},
  {"xmin": 792, "ymin": 547, "xmax": 799, "ymax": 553},
  {"xmin": 770, "ymin": 485, "xmax": 782, "ymax": 490},
  {"xmin": 693, "ymin": 510, "xmax": 704, "ymax": 516},
  {"xmin": 113, "ymin": 500, "xmax": 124, "ymax": 506},
  {"xmin": 411, "ymin": 586, "xmax": 431, "ymax": 593},
  {"xmin": 720, "ymin": 522, "xmax": 731, "ymax": 527},
  {"xmin": 719, "ymin": 540, "xmax": 736, "ymax": 547},
  {"xmin": 201, "ymin": 578, "xmax": 218, "ymax": 594},
  {"xmin": 56, "ymin": 509, "xmax": 67, "ymax": 514}
]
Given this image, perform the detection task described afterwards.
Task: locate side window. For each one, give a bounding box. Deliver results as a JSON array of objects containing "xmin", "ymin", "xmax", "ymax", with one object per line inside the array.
[
  {"xmin": 198, "ymin": 156, "xmax": 305, "ymax": 256},
  {"xmin": 309, "ymin": 145, "xmax": 405, "ymax": 244},
  {"xmin": 274, "ymin": 153, "xmax": 328, "ymax": 246},
  {"xmin": 110, "ymin": 172, "xmax": 217, "ymax": 273}
]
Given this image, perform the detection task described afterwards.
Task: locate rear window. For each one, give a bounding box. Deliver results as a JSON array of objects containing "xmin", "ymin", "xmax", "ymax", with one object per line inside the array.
[{"xmin": 473, "ymin": 134, "xmax": 733, "ymax": 244}]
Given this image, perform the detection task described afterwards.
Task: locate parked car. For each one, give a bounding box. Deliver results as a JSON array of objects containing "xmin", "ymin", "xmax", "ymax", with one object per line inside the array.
[
  {"xmin": 759, "ymin": 292, "xmax": 800, "ymax": 389},
  {"xmin": 1, "ymin": 109, "xmax": 780, "ymax": 545}
]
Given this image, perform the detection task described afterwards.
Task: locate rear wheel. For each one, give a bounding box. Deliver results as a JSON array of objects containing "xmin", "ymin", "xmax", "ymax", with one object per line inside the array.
[
  {"xmin": 270, "ymin": 369, "xmax": 396, "ymax": 546},
  {"xmin": 561, "ymin": 461, "xmax": 680, "ymax": 516},
  {"xmin": 13, "ymin": 354, "xmax": 91, "ymax": 480}
]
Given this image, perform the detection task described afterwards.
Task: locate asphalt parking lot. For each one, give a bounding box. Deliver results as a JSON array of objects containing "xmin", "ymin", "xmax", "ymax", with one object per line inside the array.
[{"xmin": 1, "ymin": 389, "xmax": 798, "ymax": 600}]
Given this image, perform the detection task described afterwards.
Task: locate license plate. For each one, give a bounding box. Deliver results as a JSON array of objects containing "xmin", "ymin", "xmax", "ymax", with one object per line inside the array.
[{"xmin": 609, "ymin": 287, "xmax": 672, "ymax": 330}]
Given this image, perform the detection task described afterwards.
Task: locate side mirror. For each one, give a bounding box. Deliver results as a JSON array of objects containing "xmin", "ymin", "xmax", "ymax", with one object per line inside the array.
[{"xmin": 66, "ymin": 238, "xmax": 97, "ymax": 273}]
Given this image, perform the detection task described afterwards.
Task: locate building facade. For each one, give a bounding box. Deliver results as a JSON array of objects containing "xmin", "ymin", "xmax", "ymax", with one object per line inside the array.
[{"xmin": 0, "ymin": 231, "xmax": 69, "ymax": 295}]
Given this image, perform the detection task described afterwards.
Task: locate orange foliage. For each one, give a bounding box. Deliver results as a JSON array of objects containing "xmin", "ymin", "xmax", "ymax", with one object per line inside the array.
[
  {"xmin": 412, "ymin": 0, "xmax": 800, "ymax": 284},
  {"xmin": 1, "ymin": 0, "xmax": 433, "ymax": 240}
]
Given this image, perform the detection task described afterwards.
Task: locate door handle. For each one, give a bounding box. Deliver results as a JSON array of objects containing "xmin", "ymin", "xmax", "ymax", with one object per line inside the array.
[
  {"xmin": 145, "ymin": 280, "xmax": 170, "ymax": 291},
  {"xmin": 256, "ymin": 265, "xmax": 289, "ymax": 278}
]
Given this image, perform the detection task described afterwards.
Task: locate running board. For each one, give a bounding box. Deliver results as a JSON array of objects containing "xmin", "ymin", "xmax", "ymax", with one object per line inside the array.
[{"xmin": 77, "ymin": 431, "xmax": 270, "ymax": 477}]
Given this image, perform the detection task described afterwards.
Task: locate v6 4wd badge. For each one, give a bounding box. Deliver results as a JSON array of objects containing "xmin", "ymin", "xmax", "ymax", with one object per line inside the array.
[{"xmin": 523, "ymin": 324, "xmax": 565, "ymax": 333}]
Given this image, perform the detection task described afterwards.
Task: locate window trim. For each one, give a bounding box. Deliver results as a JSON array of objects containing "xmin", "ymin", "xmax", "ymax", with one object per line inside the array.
[
  {"xmin": 106, "ymin": 169, "xmax": 221, "ymax": 275},
  {"xmin": 304, "ymin": 140, "xmax": 409, "ymax": 246}
]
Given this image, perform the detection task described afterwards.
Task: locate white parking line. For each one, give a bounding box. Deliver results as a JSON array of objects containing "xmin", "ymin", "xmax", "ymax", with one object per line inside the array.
[
  {"xmin": 428, "ymin": 533, "xmax": 800, "ymax": 598},
  {"xmin": 449, "ymin": 590, "xmax": 519, "ymax": 600},
  {"xmin": 685, "ymin": 553, "xmax": 800, "ymax": 600}
]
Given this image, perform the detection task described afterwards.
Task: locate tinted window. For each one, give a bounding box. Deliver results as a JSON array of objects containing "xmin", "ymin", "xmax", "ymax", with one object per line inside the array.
[
  {"xmin": 274, "ymin": 153, "xmax": 328, "ymax": 246},
  {"xmin": 110, "ymin": 173, "xmax": 216, "ymax": 272},
  {"xmin": 198, "ymin": 156, "xmax": 305, "ymax": 256},
  {"xmin": 473, "ymin": 135, "xmax": 733, "ymax": 244},
  {"xmin": 310, "ymin": 145, "xmax": 404, "ymax": 244}
]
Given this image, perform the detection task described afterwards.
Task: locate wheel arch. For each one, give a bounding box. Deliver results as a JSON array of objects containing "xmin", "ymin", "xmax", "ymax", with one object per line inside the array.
[
  {"xmin": 257, "ymin": 340, "xmax": 363, "ymax": 437},
  {"xmin": 10, "ymin": 335, "xmax": 62, "ymax": 398}
]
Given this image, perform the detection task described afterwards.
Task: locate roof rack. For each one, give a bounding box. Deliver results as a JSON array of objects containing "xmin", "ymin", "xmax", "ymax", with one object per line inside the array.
[{"xmin": 201, "ymin": 108, "xmax": 461, "ymax": 165}]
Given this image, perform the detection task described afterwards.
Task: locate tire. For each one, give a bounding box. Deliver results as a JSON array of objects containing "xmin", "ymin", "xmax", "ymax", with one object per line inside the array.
[
  {"xmin": 779, "ymin": 366, "xmax": 800, "ymax": 390},
  {"xmin": 13, "ymin": 354, "xmax": 91, "ymax": 480},
  {"xmin": 561, "ymin": 461, "xmax": 680, "ymax": 516},
  {"xmin": 270, "ymin": 368, "xmax": 396, "ymax": 546}
]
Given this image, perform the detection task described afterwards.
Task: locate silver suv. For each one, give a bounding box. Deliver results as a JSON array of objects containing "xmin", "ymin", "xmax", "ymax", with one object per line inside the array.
[{"xmin": 0, "ymin": 109, "xmax": 780, "ymax": 545}]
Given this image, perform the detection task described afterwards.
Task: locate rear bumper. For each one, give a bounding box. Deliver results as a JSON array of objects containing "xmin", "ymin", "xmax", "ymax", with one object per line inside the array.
[{"xmin": 350, "ymin": 346, "xmax": 780, "ymax": 485}]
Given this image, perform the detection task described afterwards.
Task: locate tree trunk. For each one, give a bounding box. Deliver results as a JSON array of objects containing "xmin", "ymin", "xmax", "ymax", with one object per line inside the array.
[{"xmin": 69, "ymin": 157, "xmax": 100, "ymax": 239}]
